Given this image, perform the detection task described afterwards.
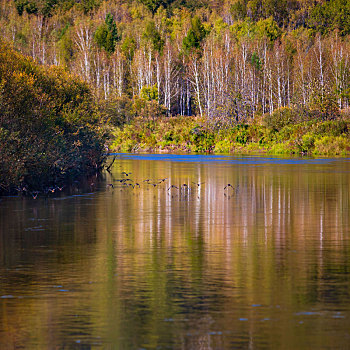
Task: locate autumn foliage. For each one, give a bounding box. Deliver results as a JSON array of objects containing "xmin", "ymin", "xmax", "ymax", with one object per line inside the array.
[
  {"xmin": 1, "ymin": 0, "xmax": 349, "ymax": 121},
  {"xmin": 0, "ymin": 41, "xmax": 105, "ymax": 194},
  {"xmin": 0, "ymin": 0, "xmax": 350, "ymax": 167}
]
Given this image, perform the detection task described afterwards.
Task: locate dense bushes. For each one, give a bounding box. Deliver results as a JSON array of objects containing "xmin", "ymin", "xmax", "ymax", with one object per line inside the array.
[
  {"xmin": 264, "ymin": 107, "xmax": 299, "ymax": 131},
  {"xmin": 0, "ymin": 41, "xmax": 106, "ymax": 195},
  {"xmin": 110, "ymin": 115, "xmax": 350, "ymax": 155}
]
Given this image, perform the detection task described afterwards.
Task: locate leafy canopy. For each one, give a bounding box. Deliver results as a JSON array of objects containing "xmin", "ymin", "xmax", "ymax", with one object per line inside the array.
[
  {"xmin": 137, "ymin": 0, "xmax": 168, "ymax": 15},
  {"xmin": 143, "ymin": 21, "xmax": 164, "ymax": 52},
  {"xmin": 95, "ymin": 13, "xmax": 120, "ymax": 53},
  {"xmin": 141, "ymin": 84, "xmax": 159, "ymax": 101},
  {"xmin": 182, "ymin": 16, "xmax": 208, "ymax": 53}
]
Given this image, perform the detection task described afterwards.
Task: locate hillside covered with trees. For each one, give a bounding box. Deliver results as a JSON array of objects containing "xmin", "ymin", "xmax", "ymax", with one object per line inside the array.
[
  {"xmin": 0, "ymin": 0, "xmax": 350, "ymax": 169},
  {"xmin": 1, "ymin": 0, "xmax": 349, "ymax": 118}
]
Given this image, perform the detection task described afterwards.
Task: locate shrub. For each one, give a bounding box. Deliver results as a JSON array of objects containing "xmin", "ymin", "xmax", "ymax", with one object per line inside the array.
[
  {"xmin": 264, "ymin": 107, "xmax": 298, "ymax": 131},
  {"xmin": 268, "ymin": 142, "xmax": 298, "ymax": 154},
  {"xmin": 301, "ymin": 133, "xmax": 316, "ymax": 152},
  {"xmin": 99, "ymin": 95, "xmax": 133, "ymax": 127},
  {"xmin": 214, "ymin": 139, "xmax": 231, "ymax": 153},
  {"xmin": 0, "ymin": 41, "xmax": 105, "ymax": 194},
  {"xmin": 313, "ymin": 136, "xmax": 350, "ymax": 155},
  {"xmin": 312, "ymin": 120, "xmax": 349, "ymax": 137}
]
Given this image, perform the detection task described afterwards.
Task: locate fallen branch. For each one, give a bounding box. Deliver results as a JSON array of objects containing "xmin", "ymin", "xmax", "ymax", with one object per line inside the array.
[{"xmin": 106, "ymin": 155, "xmax": 117, "ymax": 173}]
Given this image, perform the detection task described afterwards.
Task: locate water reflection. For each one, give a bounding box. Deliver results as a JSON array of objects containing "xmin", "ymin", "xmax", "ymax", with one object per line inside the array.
[{"xmin": 0, "ymin": 155, "xmax": 350, "ymax": 349}]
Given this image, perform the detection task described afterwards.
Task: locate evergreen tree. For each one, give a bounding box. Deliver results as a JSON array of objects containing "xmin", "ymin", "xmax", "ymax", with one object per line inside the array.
[
  {"xmin": 95, "ymin": 13, "xmax": 120, "ymax": 53},
  {"xmin": 138, "ymin": 0, "xmax": 166, "ymax": 15},
  {"xmin": 182, "ymin": 16, "xmax": 207, "ymax": 53}
]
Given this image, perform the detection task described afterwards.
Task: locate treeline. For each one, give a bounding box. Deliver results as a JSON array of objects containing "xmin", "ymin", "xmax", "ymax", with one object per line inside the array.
[
  {"xmin": 1, "ymin": 0, "xmax": 350, "ymax": 122},
  {"xmin": 0, "ymin": 41, "xmax": 105, "ymax": 195}
]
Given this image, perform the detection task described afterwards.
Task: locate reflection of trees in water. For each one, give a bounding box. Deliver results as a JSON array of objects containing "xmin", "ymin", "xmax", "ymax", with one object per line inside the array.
[
  {"xmin": 0, "ymin": 194, "xmax": 101, "ymax": 348},
  {"xmin": 0, "ymin": 158, "xmax": 350, "ymax": 348},
  {"xmin": 0, "ymin": 194, "xmax": 99, "ymax": 267},
  {"xmin": 99, "ymin": 159, "xmax": 350, "ymax": 348}
]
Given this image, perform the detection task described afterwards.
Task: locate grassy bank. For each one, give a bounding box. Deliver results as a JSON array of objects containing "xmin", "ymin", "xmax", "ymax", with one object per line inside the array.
[
  {"xmin": 0, "ymin": 41, "xmax": 106, "ymax": 195},
  {"xmin": 110, "ymin": 114, "xmax": 350, "ymax": 156}
]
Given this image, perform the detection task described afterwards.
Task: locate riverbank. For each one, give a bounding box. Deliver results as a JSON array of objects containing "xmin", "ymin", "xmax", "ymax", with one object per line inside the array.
[
  {"xmin": 0, "ymin": 41, "xmax": 106, "ymax": 195},
  {"xmin": 110, "ymin": 114, "xmax": 350, "ymax": 156}
]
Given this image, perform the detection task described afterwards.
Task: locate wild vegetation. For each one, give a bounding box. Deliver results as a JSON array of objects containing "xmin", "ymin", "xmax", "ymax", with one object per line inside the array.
[
  {"xmin": 0, "ymin": 41, "xmax": 105, "ymax": 195},
  {"xmin": 111, "ymin": 113, "xmax": 350, "ymax": 155},
  {"xmin": 1, "ymin": 0, "xmax": 350, "ymax": 190}
]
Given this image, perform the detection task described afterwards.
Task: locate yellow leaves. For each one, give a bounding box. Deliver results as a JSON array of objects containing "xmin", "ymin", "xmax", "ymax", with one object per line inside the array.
[
  {"xmin": 0, "ymin": 39, "xmax": 106, "ymax": 194},
  {"xmin": 314, "ymin": 135, "xmax": 350, "ymax": 155},
  {"xmin": 73, "ymin": 140, "xmax": 82, "ymax": 147},
  {"xmin": 12, "ymin": 70, "xmax": 36, "ymax": 88},
  {"xmin": 213, "ymin": 18, "xmax": 229, "ymax": 36}
]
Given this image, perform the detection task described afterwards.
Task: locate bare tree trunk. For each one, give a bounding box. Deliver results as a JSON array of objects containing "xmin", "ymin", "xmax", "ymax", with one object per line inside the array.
[
  {"xmin": 315, "ymin": 34, "xmax": 325, "ymax": 96},
  {"xmin": 188, "ymin": 54, "xmax": 203, "ymax": 117},
  {"xmin": 74, "ymin": 21, "xmax": 93, "ymax": 82}
]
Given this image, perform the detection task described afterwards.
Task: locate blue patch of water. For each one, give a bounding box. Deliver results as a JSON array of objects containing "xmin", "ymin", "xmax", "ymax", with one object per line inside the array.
[
  {"xmin": 295, "ymin": 311, "xmax": 321, "ymax": 316},
  {"xmin": 110, "ymin": 153, "xmax": 350, "ymax": 166},
  {"xmin": 24, "ymin": 226, "xmax": 45, "ymax": 232}
]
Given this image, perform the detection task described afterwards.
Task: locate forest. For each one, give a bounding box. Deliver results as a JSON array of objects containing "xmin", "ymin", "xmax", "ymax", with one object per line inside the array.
[
  {"xmin": 1, "ymin": 0, "xmax": 350, "ymax": 118},
  {"xmin": 1, "ymin": 0, "xmax": 350, "ymax": 192}
]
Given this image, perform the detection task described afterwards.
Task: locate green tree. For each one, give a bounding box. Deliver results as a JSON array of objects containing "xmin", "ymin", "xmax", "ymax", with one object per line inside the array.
[
  {"xmin": 121, "ymin": 36, "xmax": 136, "ymax": 61},
  {"xmin": 105, "ymin": 12, "xmax": 119, "ymax": 42},
  {"xmin": 251, "ymin": 52, "xmax": 261, "ymax": 71},
  {"xmin": 14, "ymin": 0, "xmax": 38, "ymax": 15},
  {"xmin": 137, "ymin": 0, "xmax": 167, "ymax": 15},
  {"xmin": 14, "ymin": 0, "xmax": 75, "ymax": 17},
  {"xmin": 76, "ymin": 0, "xmax": 101, "ymax": 14},
  {"xmin": 230, "ymin": 0, "xmax": 248, "ymax": 20},
  {"xmin": 230, "ymin": 18, "xmax": 256, "ymax": 40},
  {"xmin": 308, "ymin": 0, "xmax": 350, "ymax": 36},
  {"xmin": 256, "ymin": 17, "xmax": 282, "ymax": 42},
  {"xmin": 143, "ymin": 21, "xmax": 164, "ymax": 52},
  {"xmin": 95, "ymin": 13, "xmax": 120, "ymax": 53},
  {"xmin": 56, "ymin": 23, "xmax": 74, "ymax": 66},
  {"xmin": 140, "ymin": 84, "xmax": 159, "ymax": 101},
  {"xmin": 182, "ymin": 16, "xmax": 208, "ymax": 53},
  {"xmin": 0, "ymin": 40, "xmax": 105, "ymax": 194},
  {"xmin": 170, "ymin": 0, "xmax": 207, "ymax": 11}
]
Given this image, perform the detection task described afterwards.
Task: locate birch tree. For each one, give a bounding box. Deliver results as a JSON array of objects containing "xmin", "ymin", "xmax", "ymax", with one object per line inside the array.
[{"xmin": 74, "ymin": 20, "xmax": 93, "ymax": 82}]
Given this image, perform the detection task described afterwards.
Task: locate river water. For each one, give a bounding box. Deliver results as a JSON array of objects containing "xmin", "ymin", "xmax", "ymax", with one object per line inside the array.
[{"xmin": 1, "ymin": 154, "xmax": 350, "ymax": 349}]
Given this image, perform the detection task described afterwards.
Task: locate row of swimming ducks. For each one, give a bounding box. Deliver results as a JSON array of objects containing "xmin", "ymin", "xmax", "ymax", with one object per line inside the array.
[
  {"xmin": 16, "ymin": 185, "xmax": 65, "ymax": 199},
  {"xmin": 21, "ymin": 172, "xmax": 238, "ymax": 199},
  {"xmin": 107, "ymin": 172, "xmax": 239, "ymax": 193}
]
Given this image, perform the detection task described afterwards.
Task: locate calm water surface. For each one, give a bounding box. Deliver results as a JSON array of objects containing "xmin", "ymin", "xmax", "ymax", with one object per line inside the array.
[{"xmin": 1, "ymin": 154, "xmax": 350, "ymax": 349}]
